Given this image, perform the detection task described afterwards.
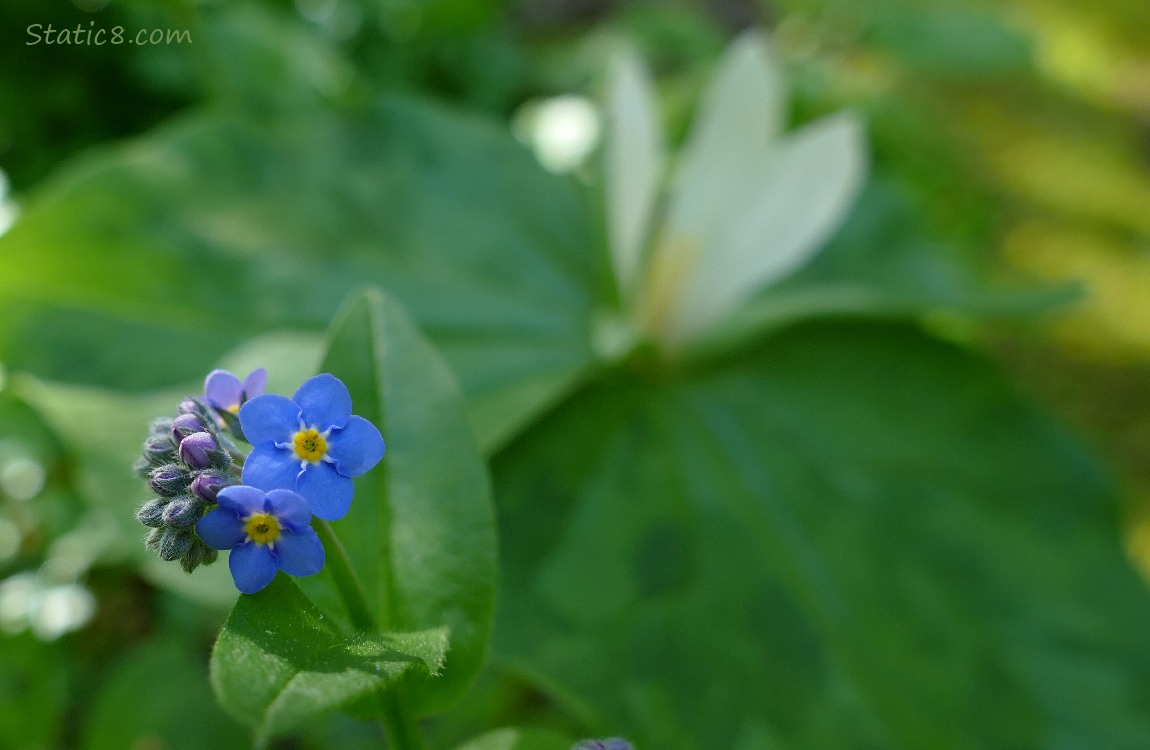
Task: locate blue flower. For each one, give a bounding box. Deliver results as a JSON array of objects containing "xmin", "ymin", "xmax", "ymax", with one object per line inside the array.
[
  {"xmin": 196, "ymin": 485, "xmax": 325, "ymax": 594},
  {"xmin": 573, "ymin": 741, "xmax": 632, "ymax": 750},
  {"xmin": 238, "ymin": 373, "xmax": 385, "ymax": 521},
  {"xmin": 204, "ymin": 368, "xmax": 267, "ymax": 415}
]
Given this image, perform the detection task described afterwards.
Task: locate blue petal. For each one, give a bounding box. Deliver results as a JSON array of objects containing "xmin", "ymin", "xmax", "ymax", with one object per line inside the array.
[
  {"xmin": 242, "ymin": 444, "xmax": 302, "ymax": 492},
  {"xmin": 293, "ymin": 374, "xmax": 352, "ymax": 430},
  {"xmin": 229, "ymin": 542, "xmax": 279, "ymax": 594},
  {"xmin": 265, "ymin": 489, "xmax": 312, "ymax": 532},
  {"xmin": 327, "ymin": 416, "xmax": 386, "ymax": 478},
  {"xmin": 196, "ymin": 508, "xmax": 246, "ymax": 550},
  {"xmin": 275, "ymin": 527, "xmax": 325, "ymax": 577},
  {"xmin": 204, "ymin": 369, "xmax": 242, "ymax": 410},
  {"xmin": 239, "ymin": 394, "xmax": 300, "ymax": 446},
  {"xmin": 217, "ymin": 485, "xmax": 266, "ymax": 516},
  {"xmin": 296, "ymin": 461, "xmax": 354, "ymax": 521},
  {"xmin": 241, "ymin": 368, "xmax": 268, "ymax": 400}
]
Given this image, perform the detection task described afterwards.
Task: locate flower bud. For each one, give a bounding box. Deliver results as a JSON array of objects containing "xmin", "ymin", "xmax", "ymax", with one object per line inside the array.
[
  {"xmin": 178, "ymin": 432, "xmax": 217, "ymax": 470},
  {"xmin": 158, "ymin": 528, "xmax": 194, "ymax": 561},
  {"xmin": 161, "ymin": 497, "xmax": 205, "ymax": 528},
  {"xmin": 132, "ymin": 456, "xmax": 153, "ymax": 478},
  {"xmin": 180, "ymin": 540, "xmax": 207, "ymax": 573},
  {"xmin": 148, "ymin": 465, "xmax": 189, "ymax": 496},
  {"xmin": 177, "ymin": 398, "xmax": 199, "ymax": 415},
  {"xmin": 136, "ymin": 498, "xmax": 169, "ymax": 528},
  {"xmin": 143, "ymin": 433, "xmax": 177, "ymax": 465},
  {"xmin": 190, "ymin": 471, "xmax": 231, "ymax": 503},
  {"xmin": 171, "ymin": 413, "xmax": 204, "ymax": 441},
  {"xmin": 148, "ymin": 417, "xmax": 175, "ymax": 436}
]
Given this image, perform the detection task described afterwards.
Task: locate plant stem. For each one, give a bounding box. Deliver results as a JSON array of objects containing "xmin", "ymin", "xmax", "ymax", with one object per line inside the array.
[
  {"xmin": 314, "ymin": 520, "xmax": 376, "ymax": 631},
  {"xmin": 313, "ymin": 520, "xmax": 428, "ymax": 750}
]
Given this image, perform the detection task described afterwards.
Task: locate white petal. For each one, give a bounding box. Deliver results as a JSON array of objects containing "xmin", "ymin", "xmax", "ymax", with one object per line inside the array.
[
  {"xmin": 604, "ymin": 50, "xmax": 663, "ymax": 300},
  {"xmin": 667, "ymin": 31, "xmax": 786, "ymax": 242},
  {"xmin": 671, "ymin": 112, "xmax": 868, "ymax": 344}
]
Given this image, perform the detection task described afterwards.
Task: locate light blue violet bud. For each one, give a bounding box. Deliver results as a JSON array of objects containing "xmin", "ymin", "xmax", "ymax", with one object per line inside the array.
[
  {"xmin": 191, "ymin": 470, "xmax": 231, "ymax": 503},
  {"xmin": 171, "ymin": 413, "xmax": 205, "ymax": 441},
  {"xmin": 161, "ymin": 497, "xmax": 204, "ymax": 528},
  {"xmin": 136, "ymin": 498, "xmax": 169, "ymax": 528},
  {"xmin": 572, "ymin": 740, "xmax": 633, "ymax": 750},
  {"xmin": 178, "ymin": 432, "xmax": 218, "ymax": 470},
  {"xmin": 158, "ymin": 528, "xmax": 194, "ymax": 561},
  {"xmin": 238, "ymin": 373, "xmax": 385, "ymax": 521},
  {"xmin": 149, "ymin": 465, "xmax": 188, "ymax": 496},
  {"xmin": 196, "ymin": 485, "xmax": 325, "ymax": 594}
]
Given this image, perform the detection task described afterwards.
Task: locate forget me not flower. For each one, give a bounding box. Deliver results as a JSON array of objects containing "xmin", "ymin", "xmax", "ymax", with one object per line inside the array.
[
  {"xmin": 239, "ymin": 373, "xmax": 386, "ymax": 521},
  {"xmin": 204, "ymin": 368, "xmax": 267, "ymax": 414},
  {"xmin": 196, "ymin": 485, "xmax": 324, "ymax": 594}
]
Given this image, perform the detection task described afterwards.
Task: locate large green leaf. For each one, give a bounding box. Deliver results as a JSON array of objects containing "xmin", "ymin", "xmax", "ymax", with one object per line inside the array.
[
  {"xmin": 0, "ymin": 633, "xmax": 69, "ymax": 750},
  {"xmin": 452, "ymin": 727, "xmax": 575, "ymax": 750},
  {"xmin": 300, "ymin": 288, "xmax": 496, "ymax": 715},
  {"xmin": 210, "ymin": 575, "xmax": 447, "ymax": 742},
  {"xmin": 0, "ymin": 89, "xmax": 1026, "ymax": 455},
  {"xmin": 491, "ymin": 320, "xmax": 1150, "ymax": 749},
  {"xmin": 0, "ymin": 97, "xmax": 597, "ymax": 451},
  {"xmin": 82, "ymin": 638, "xmax": 248, "ymax": 750}
]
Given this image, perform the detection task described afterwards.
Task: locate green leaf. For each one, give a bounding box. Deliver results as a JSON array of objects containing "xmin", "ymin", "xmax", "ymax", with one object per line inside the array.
[
  {"xmin": 0, "ymin": 634, "xmax": 69, "ymax": 750},
  {"xmin": 0, "ymin": 98, "xmax": 597, "ymax": 453},
  {"xmin": 82, "ymin": 638, "xmax": 248, "ymax": 750},
  {"xmin": 210, "ymin": 575, "xmax": 447, "ymax": 742},
  {"xmin": 302, "ymin": 288, "xmax": 496, "ymax": 715},
  {"xmin": 492, "ymin": 320, "xmax": 1150, "ymax": 749},
  {"xmin": 866, "ymin": 8, "xmax": 1034, "ymax": 77},
  {"xmin": 453, "ymin": 727, "xmax": 575, "ymax": 750}
]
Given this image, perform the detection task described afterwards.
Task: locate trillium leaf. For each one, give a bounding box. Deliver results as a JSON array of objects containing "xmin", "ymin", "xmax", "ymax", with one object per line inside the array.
[
  {"xmin": 604, "ymin": 50, "xmax": 663, "ymax": 300},
  {"xmin": 82, "ymin": 639, "xmax": 247, "ymax": 750},
  {"xmin": 0, "ymin": 98, "xmax": 596, "ymax": 453},
  {"xmin": 209, "ymin": 575, "xmax": 447, "ymax": 742},
  {"xmin": 492, "ymin": 320, "xmax": 1150, "ymax": 749},
  {"xmin": 452, "ymin": 727, "xmax": 576, "ymax": 750},
  {"xmin": 300, "ymin": 287, "xmax": 496, "ymax": 715},
  {"xmin": 670, "ymin": 112, "xmax": 868, "ymax": 344}
]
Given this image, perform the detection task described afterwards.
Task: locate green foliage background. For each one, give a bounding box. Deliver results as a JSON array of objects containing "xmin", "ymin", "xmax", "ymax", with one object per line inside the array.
[{"xmin": 2, "ymin": 0, "xmax": 1150, "ymax": 748}]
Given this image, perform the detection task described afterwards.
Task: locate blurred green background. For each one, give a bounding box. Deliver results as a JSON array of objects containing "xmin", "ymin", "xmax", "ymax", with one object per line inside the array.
[{"xmin": 3, "ymin": 0, "xmax": 1150, "ymax": 748}]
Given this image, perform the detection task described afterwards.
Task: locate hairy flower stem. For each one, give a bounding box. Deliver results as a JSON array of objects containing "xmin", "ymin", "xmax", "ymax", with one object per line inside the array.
[
  {"xmin": 314, "ymin": 520, "xmax": 375, "ymax": 630},
  {"xmin": 314, "ymin": 520, "xmax": 427, "ymax": 750}
]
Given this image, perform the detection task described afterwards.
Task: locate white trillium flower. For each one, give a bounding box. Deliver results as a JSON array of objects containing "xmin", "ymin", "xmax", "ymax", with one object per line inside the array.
[{"xmin": 602, "ymin": 31, "xmax": 868, "ymax": 352}]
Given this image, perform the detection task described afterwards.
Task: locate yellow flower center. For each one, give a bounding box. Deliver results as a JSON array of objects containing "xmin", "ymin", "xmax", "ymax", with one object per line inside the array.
[
  {"xmin": 244, "ymin": 513, "xmax": 281, "ymax": 545},
  {"xmin": 292, "ymin": 428, "xmax": 327, "ymax": 463},
  {"xmin": 226, "ymin": 403, "xmax": 240, "ymax": 415}
]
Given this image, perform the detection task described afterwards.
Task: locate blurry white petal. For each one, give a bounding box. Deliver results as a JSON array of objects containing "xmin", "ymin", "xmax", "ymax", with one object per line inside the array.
[
  {"xmin": 604, "ymin": 51, "xmax": 663, "ymax": 299},
  {"xmin": 671, "ymin": 112, "xmax": 867, "ymax": 343},
  {"xmin": 514, "ymin": 95, "xmax": 601, "ymax": 174},
  {"xmin": 0, "ymin": 455, "xmax": 45, "ymax": 501},
  {"xmin": 0, "ymin": 573, "xmax": 37, "ymax": 635},
  {"xmin": 31, "ymin": 584, "xmax": 95, "ymax": 640},
  {"xmin": 668, "ymin": 31, "xmax": 786, "ymax": 240}
]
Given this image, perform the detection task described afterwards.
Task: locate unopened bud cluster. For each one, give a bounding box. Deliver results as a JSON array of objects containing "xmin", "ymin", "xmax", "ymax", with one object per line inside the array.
[{"xmin": 134, "ymin": 398, "xmax": 239, "ymax": 573}]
